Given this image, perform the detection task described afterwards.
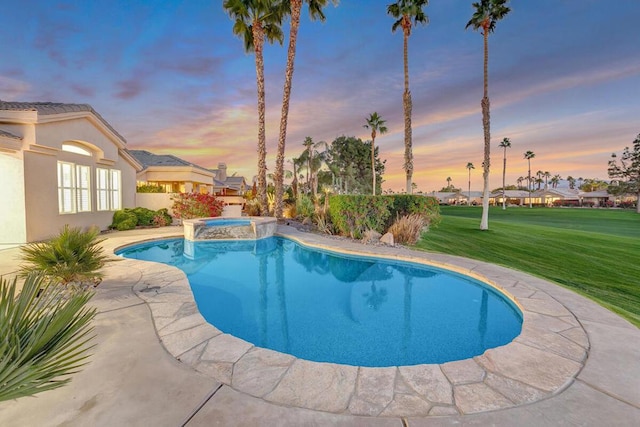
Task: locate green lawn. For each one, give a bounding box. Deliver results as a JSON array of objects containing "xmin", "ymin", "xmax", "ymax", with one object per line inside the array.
[{"xmin": 416, "ymin": 206, "xmax": 640, "ymax": 327}]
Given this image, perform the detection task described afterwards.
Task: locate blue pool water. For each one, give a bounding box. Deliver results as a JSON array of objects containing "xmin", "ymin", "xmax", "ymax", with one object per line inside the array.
[
  {"xmin": 204, "ymin": 219, "xmax": 251, "ymax": 227},
  {"xmin": 118, "ymin": 237, "xmax": 522, "ymax": 367}
]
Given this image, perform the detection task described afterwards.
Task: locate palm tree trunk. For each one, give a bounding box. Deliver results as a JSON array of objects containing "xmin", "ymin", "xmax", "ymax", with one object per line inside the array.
[
  {"xmin": 480, "ymin": 26, "xmax": 491, "ymax": 230},
  {"xmin": 403, "ymin": 28, "xmax": 413, "ymax": 194},
  {"xmin": 371, "ymin": 137, "xmax": 376, "ymax": 195},
  {"xmin": 502, "ymin": 148, "xmax": 507, "ymax": 210},
  {"xmin": 253, "ymin": 23, "xmax": 268, "ymax": 215},
  {"xmin": 274, "ymin": 0, "xmax": 302, "ymax": 219}
]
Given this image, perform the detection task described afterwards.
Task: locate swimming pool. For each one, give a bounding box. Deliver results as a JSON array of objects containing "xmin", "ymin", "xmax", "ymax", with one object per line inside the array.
[{"xmin": 118, "ymin": 237, "xmax": 522, "ymax": 366}]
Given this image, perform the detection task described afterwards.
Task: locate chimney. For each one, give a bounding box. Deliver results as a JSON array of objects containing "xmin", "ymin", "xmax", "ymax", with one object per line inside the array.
[{"xmin": 217, "ymin": 162, "xmax": 227, "ymax": 181}]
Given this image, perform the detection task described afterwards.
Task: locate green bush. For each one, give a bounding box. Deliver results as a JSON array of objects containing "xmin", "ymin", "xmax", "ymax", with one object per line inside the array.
[
  {"xmin": 130, "ymin": 207, "xmax": 156, "ymax": 226},
  {"xmin": 328, "ymin": 195, "xmax": 393, "ymax": 239},
  {"xmin": 0, "ymin": 273, "xmax": 96, "ymax": 401},
  {"xmin": 111, "ymin": 210, "xmax": 138, "ymax": 231},
  {"xmin": 20, "ymin": 225, "xmax": 108, "ymax": 287},
  {"xmin": 296, "ymin": 194, "xmax": 315, "ymax": 220},
  {"xmin": 136, "ymin": 184, "xmax": 165, "ymax": 193},
  {"xmin": 386, "ymin": 195, "xmax": 441, "ymax": 228}
]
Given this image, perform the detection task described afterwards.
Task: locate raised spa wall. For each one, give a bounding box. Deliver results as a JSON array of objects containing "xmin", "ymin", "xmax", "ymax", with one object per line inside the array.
[{"xmin": 182, "ymin": 216, "xmax": 277, "ymax": 241}]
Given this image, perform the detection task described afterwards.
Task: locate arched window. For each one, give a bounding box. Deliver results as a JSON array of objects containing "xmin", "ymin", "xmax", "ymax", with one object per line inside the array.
[{"xmin": 62, "ymin": 143, "xmax": 92, "ymax": 156}]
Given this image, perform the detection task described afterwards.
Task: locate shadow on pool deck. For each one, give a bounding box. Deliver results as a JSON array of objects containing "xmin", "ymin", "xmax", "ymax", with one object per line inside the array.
[{"xmin": 0, "ymin": 225, "xmax": 638, "ymax": 427}]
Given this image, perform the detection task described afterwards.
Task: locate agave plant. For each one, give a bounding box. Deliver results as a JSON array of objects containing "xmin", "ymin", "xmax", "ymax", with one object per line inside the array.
[
  {"xmin": 0, "ymin": 273, "xmax": 96, "ymax": 401},
  {"xmin": 20, "ymin": 225, "xmax": 109, "ymax": 289}
]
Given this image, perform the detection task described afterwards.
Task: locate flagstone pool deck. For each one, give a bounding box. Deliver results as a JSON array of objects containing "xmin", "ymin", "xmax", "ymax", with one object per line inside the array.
[{"xmin": 0, "ymin": 225, "xmax": 638, "ymax": 426}]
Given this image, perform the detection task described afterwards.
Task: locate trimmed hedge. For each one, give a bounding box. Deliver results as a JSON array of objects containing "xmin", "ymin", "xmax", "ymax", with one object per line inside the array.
[{"xmin": 328, "ymin": 194, "xmax": 440, "ymax": 239}]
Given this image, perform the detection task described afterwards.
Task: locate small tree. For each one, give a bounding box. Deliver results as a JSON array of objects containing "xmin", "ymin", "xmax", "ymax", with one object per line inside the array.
[
  {"xmin": 364, "ymin": 112, "xmax": 388, "ymax": 196},
  {"xmin": 608, "ymin": 133, "xmax": 640, "ymax": 213},
  {"xmin": 466, "ymin": 162, "xmax": 475, "ymax": 205}
]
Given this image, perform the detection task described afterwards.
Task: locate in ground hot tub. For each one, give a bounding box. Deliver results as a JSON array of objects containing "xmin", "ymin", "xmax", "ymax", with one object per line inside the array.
[{"xmin": 182, "ymin": 216, "xmax": 277, "ymax": 241}]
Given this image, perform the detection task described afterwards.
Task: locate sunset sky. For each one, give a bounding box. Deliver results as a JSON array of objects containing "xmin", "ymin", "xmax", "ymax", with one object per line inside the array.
[{"xmin": 1, "ymin": 0, "xmax": 639, "ymax": 192}]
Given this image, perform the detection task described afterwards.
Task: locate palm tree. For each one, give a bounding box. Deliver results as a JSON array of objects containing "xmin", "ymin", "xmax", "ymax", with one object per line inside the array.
[
  {"xmin": 466, "ymin": 0, "xmax": 511, "ymax": 229},
  {"xmin": 567, "ymin": 175, "xmax": 575, "ymax": 189},
  {"xmin": 498, "ymin": 137, "xmax": 511, "ymax": 209},
  {"xmin": 551, "ymin": 174, "xmax": 561, "ymax": 189},
  {"xmin": 543, "ymin": 171, "xmax": 551, "ymax": 189},
  {"xmin": 446, "ymin": 176, "xmax": 452, "ymax": 190},
  {"xmin": 300, "ymin": 137, "xmax": 328, "ymax": 197},
  {"xmin": 516, "ymin": 176, "xmax": 523, "ymax": 189},
  {"xmin": 387, "ymin": 0, "xmax": 429, "ymax": 194},
  {"xmin": 364, "ymin": 112, "xmax": 388, "ymax": 195},
  {"xmin": 224, "ymin": 0, "xmax": 285, "ymax": 215},
  {"xmin": 466, "ymin": 162, "xmax": 475, "ymax": 206},
  {"xmin": 273, "ymin": 0, "xmax": 337, "ymax": 218},
  {"xmin": 524, "ymin": 150, "xmax": 535, "ymax": 208}
]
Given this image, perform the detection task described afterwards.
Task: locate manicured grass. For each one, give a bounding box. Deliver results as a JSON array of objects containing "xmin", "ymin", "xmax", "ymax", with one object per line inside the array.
[{"xmin": 416, "ymin": 206, "xmax": 640, "ymax": 327}]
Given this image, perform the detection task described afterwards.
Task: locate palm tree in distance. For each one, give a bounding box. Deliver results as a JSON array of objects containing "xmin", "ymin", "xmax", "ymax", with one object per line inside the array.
[
  {"xmin": 551, "ymin": 174, "xmax": 561, "ymax": 189},
  {"xmin": 567, "ymin": 175, "xmax": 575, "ymax": 189},
  {"xmin": 466, "ymin": 0, "xmax": 511, "ymax": 230},
  {"xmin": 224, "ymin": 0, "xmax": 285, "ymax": 215},
  {"xmin": 466, "ymin": 162, "xmax": 475, "ymax": 206},
  {"xmin": 387, "ymin": 0, "xmax": 429, "ymax": 194},
  {"xmin": 516, "ymin": 176, "xmax": 523, "ymax": 189},
  {"xmin": 446, "ymin": 176, "xmax": 452, "ymax": 190},
  {"xmin": 524, "ymin": 150, "xmax": 535, "ymax": 208},
  {"xmin": 544, "ymin": 171, "xmax": 551, "ymax": 189},
  {"xmin": 273, "ymin": 0, "xmax": 337, "ymax": 218},
  {"xmin": 364, "ymin": 112, "xmax": 388, "ymax": 195},
  {"xmin": 498, "ymin": 137, "xmax": 511, "ymax": 209}
]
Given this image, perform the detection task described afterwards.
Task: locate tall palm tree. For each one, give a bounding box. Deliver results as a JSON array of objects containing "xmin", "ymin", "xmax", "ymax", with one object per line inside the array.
[
  {"xmin": 524, "ymin": 150, "xmax": 535, "ymax": 208},
  {"xmin": 498, "ymin": 137, "xmax": 511, "ymax": 209},
  {"xmin": 387, "ymin": 0, "xmax": 429, "ymax": 194},
  {"xmin": 224, "ymin": 0, "xmax": 285, "ymax": 215},
  {"xmin": 273, "ymin": 0, "xmax": 337, "ymax": 218},
  {"xmin": 300, "ymin": 137, "xmax": 328, "ymax": 197},
  {"xmin": 466, "ymin": 0, "xmax": 511, "ymax": 229},
  {"xmin": 364, "ymin": 112, "xmax": 388, "ymax": 195},
  {"xmin": 466, "ymin": 162, "xmax": 475, "ymax": 206}
]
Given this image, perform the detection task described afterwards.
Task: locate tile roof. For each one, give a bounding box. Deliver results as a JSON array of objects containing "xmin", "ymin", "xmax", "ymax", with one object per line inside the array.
[
  {"xmin": 0, "ymin": 129, "xmax": 21, "ymax": 140},
  {"xmin": 0, "ymin": 100, "xmax": 125, "ymax": 143},
  {"xmin": 128, "ymin": 150, "xmax": 212, "ymax": 174}
]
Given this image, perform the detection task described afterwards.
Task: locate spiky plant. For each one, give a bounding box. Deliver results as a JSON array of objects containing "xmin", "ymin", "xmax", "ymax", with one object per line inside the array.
[
  {"xmin": 19, "ymin": 225, "xmax": 108, "ymax": 288},
  {"xmin": 0, "ymin": 273, "xmax": 96, "ymax": 401}
]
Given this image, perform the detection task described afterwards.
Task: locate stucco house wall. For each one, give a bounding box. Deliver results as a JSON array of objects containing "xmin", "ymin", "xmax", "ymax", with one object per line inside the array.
[{"xmin": 0, "ymin": 101, "xmax": 140, "ymax": 248}]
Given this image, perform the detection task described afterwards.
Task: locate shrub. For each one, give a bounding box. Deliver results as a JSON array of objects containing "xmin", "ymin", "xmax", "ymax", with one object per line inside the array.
[
  {"xmin": 0, "ymin": 273, "xmax": 96, "ymax": 401},
  {"xmin": 111, "ymin": 209, "xmax": 138, "ymax": 231},
  {"xmin": 153, "ymin": 208, "xmax": 173, "ymax": 226},
  {"xmin": 386, "ymin": 195, "xmax": 440, "ymax": 228},
  {"xmin": 387, "ymin": 214, "xmax": 428, "ymax": 245},
  {"xmin": 328, "ymin": 195, "xmax": 393, "ymax": 239},
  {"xmin": 130, "ymin": 207, "xmax": 156, "ymax": 226},
  {"xmin": 136, "ymin": 184, "xmax": 165, "ymax": 193},
  {"xmin": 19, "ymin": 225, "xmax": 108, "ymax": 288},
  {"xmin": 171, "ymin": 192, "xmax": 224, "ymax": 219},
  {"xmin": 244, "ymin": 199, "xmax": 261, "ymax": 216},
  {"xmin": 296, "ymin": 194, "xmax": 315, "ymax": 220}
]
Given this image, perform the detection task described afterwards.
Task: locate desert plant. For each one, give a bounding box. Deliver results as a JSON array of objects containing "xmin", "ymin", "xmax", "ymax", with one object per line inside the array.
[
  {"xmin": 314, "ymin": 211, "xmax": 333, "ymax": 235},
  {"xmin": 387, "ymin": 213, "xmax": 428, "ymax": 245},
  {"xmin": 296, "ymin": 194, "xmax": 315, "ymax": 220},
  {"xmin": 244, "ymin": 199, "xmax": 262, "ymax": 216},
  {"xmin": 0, "ymin": 273, "xmax": 96, "ymax": 401},
  {"xmin": 20, "ymin": 226, "xmax": 108, "ymax": 288}
]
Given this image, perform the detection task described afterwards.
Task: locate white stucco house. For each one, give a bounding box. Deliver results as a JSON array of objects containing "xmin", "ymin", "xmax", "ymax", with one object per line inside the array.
[{"xmin": 0, "ymin": 101, "xmax": 141, "ymax": 249}]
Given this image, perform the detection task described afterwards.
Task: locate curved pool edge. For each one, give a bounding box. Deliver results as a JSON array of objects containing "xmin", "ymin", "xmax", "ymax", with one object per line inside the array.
[{"xmin": 107, "ymin": 225, "xmax": 590, "ymax": 417}]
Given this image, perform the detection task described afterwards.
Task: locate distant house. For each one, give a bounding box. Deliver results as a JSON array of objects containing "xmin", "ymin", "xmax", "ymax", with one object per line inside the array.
[
  {"xmin": 130, "ymin": 150, "xmax": 217, "ymax": 194},
  {"xmin": 0, "ymin": 101, "xmax": 141, "ymax": 249},
  {"xmin": 210, "ymin": 163, "xmax": 247, "ymax": 196},
  {"xmin": 489, "ymin": 189, "xmax": 533, "ymax": 206},
  {"xmin": 430, "ymin": 191, "xmax": 465, "ymax": 205}
]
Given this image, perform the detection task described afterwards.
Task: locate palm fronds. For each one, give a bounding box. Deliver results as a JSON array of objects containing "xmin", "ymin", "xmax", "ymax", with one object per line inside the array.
[{"xmin": 0, "ymin": 273, "xmax": 96, "ymax": 401}]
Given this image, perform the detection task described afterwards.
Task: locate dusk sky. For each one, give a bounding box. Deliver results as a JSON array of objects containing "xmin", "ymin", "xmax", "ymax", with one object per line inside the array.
[{"xmin": 2, "ymin": 0, "xmax": 639, "ymax": 192}]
